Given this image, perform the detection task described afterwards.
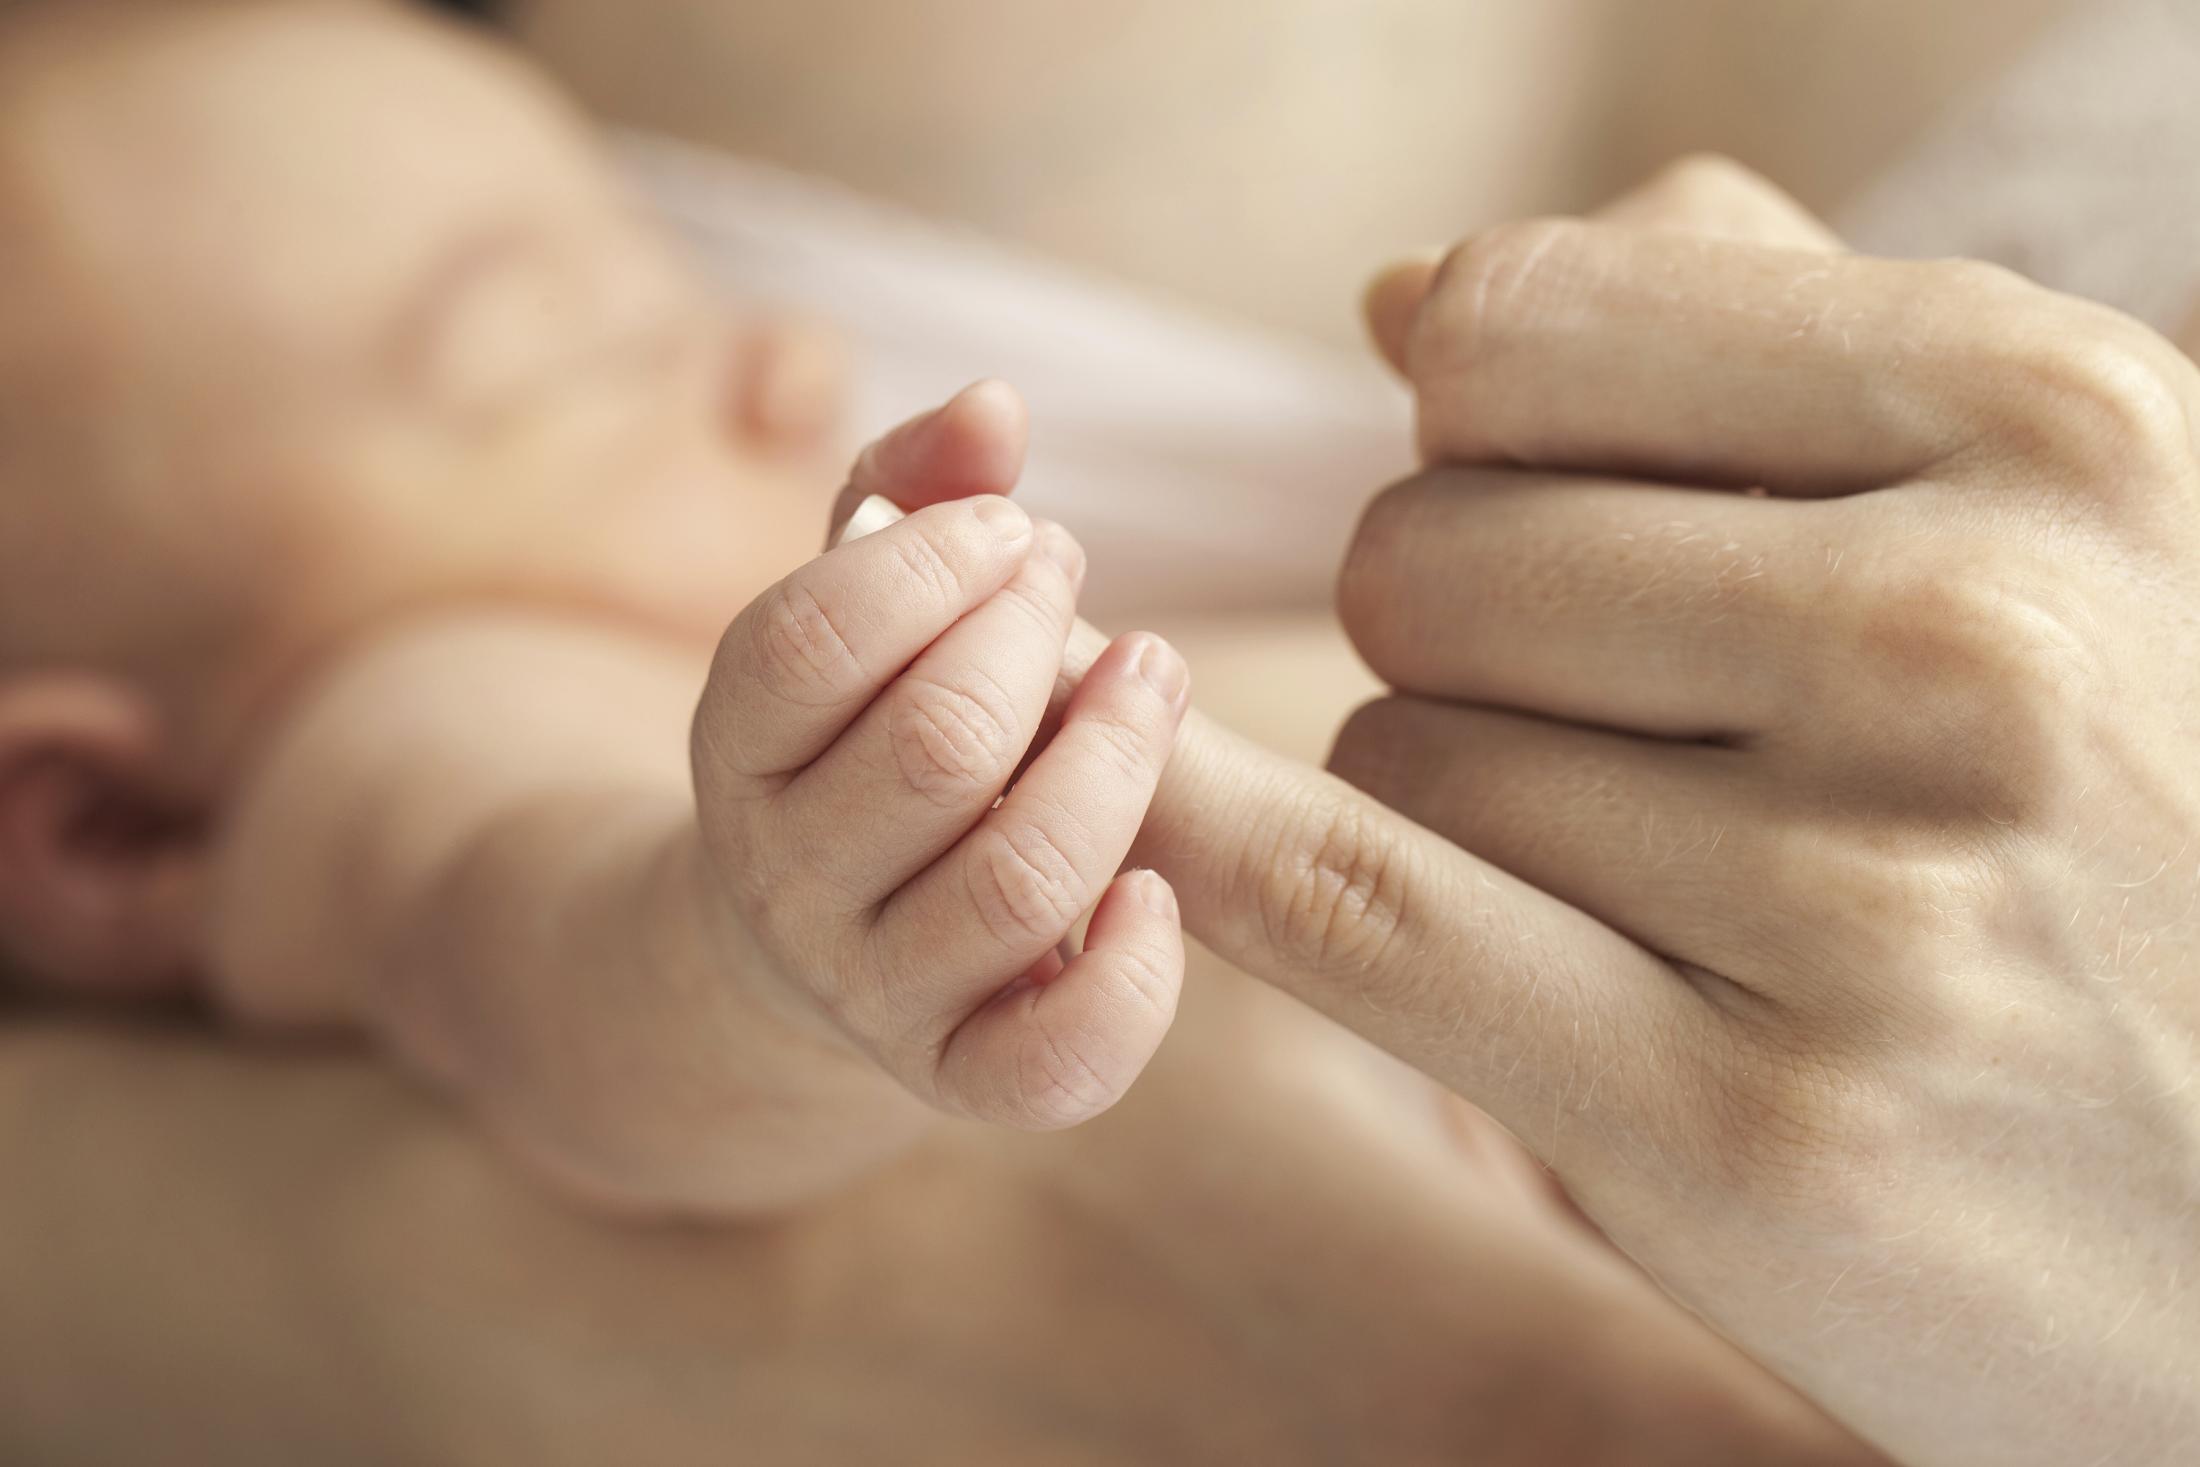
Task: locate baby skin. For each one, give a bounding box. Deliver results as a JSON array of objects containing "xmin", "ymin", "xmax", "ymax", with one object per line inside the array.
[
  {"xmin": 215, "ymin": 383, "xmax": 1205, "ymax": 1212},
  {"xmin": 0, "ymin": 6, "xmax": 1901, "ymax": 1461},
  {"xmin": 0, "ymin": 0, "xmax": 1327, "ymax": 1216}
]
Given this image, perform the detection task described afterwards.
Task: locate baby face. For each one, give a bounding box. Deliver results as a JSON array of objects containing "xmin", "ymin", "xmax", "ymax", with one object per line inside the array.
[{"xmin": 0, "ymin": 1, "xmax": 842, "ymax": 763}]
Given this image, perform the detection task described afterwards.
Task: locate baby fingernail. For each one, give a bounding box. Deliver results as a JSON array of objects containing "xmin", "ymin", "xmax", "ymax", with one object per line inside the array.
[
  {"xmin": 835, "ymin": 493, "xmax": 906, "ymax": 546},
  {"xmin": 1136, "ymin": 636, "xmax": 1189, "ymax": 708},
  {"xmin": 969, "ymin": 495, "xmax": 1027, "ymax": 532},
  {"xmin": 951, "ymin": 377, "xmax": 1021, "ymax": 420},
  {"xmin": 1135, "ymin": 870, "xmax": 1177, "ymax": 917},
  {"xmin": 1040, "ymin": 522, "xmax": 1086, "ymax": 585}
]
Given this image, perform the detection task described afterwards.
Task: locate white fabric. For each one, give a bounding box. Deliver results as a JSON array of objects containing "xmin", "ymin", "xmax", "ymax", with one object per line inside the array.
[
  {"xmin": 622, "ymin": 5, "xmax": 2200, "ymax": 618},
  {"xmin": 618, "ymin": 132, "xmax": 1413, "ymax": 620}
]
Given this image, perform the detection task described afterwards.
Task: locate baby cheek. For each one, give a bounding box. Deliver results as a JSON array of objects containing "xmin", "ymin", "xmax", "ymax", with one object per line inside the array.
[{"xmin": 581, "ymin": 462, "xmax": 825, "ymax": 645}]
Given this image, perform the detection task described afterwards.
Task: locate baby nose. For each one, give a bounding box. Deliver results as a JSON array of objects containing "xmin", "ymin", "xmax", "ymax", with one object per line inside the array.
[{"xmin": 734, "ymin": 314, "xmax": 849, "ymax": 451}]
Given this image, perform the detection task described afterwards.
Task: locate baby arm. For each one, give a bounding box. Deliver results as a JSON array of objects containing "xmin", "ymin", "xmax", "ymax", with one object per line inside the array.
[{"xmin": 209, "ymin": 389, "xmax": 1190, "ymax": 1216}]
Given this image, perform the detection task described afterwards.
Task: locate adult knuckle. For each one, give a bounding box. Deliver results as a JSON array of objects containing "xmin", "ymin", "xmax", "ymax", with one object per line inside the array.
[
  {"xmin": 1761, "ymin": 825, "xmax": 1991, "ymax": 993},
  {"xmin": 1909, "ymin": 257, "xmax": 2033, "ymax": 395},
  {"xmin": 1925, "ymin": 254, "xmax": 2032, "ymax": 306},
  {"xmin": 1440, "ymin": 217, "xmax": 1588, "ymax": 319},
  {"xmin": 2034, "ymin": 331, "xmax": 2194, "ymax": 476},
  {"xmin": 968, "ymin": 822, "xmax": 1087, "ymax": 947},
  {"xmin": 1692, "ymin": 1042, "xmax": 1910, "ymax": 1226},
  {"xmin": 1422, "ymin": 218, "xmax": 1588, "ymax": 371},
  {"xmin": 1957, "ymin": 283, "xmax": 2200, "ymax": 485},
  {"xmin": 889, "ymin": 673, "xmax": 1021, "ymax": 805},
  {"xmin": 1851, "ymin": 553, "xmax": 2102, "ymax": 826},
  {"xmin": 1856, "ymin": 552, "xmax": 2052, "ymax": 680},
  {"xmin": 1644, "ymin": 151, "xmax": 1761, "ymax": 210},
  {"xmin": 1252, "ymin": 790, "xmax": 1412, "ymax": 972},
  {"xmin": 748, "ymin": 580, "xmax": 861, "ymax": 705}
]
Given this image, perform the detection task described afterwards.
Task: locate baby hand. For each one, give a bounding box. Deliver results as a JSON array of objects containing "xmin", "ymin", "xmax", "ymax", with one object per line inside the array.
[{"xmin": 691, "ymin": 383, "xmax": 1191, "ymax": 1129}]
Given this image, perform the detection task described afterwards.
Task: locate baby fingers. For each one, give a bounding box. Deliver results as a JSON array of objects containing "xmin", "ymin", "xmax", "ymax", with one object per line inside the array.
[
  {"xmin": 855, "ymin": 631, "xmax": 1191, "ymax": 1121},
  {"xmin": 693, "ymin": 494, "xmax": 1033, "ymax": 803},
  {"xmin": 772, "ymin": 519, "xmax": 1086, "ymax": 907},
  {"xmin": 933, "ymin": 869, "xmax": 1185, "ymax": 1130}
]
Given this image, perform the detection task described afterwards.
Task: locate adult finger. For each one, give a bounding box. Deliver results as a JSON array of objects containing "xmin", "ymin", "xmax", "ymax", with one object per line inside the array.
[
  {"xmin": 1403, "ymin": 221, "xmax": 2195, "ymax": 495},
  {"xmin": 1327, "ymin": 698, "xmax": 1811, "ymax": 996},
  {"xmin": 1137, "ymin": 703, "xmax": 1725, "ymax": 1172},
  {"xmin": 1591, "ymin": 154, "xmax": 1842, "ymax": 250},
  {"xmin": 1338, "ymin": 467, "xmax": 1842, "ymax": 739},
  {"xmin": 1047, "ymin": 604, "xmax": 1714, "ymax": 1164},
  {"xmin": 1363, "ymin": 156, "xmax": 1841, "ymax": 378}
]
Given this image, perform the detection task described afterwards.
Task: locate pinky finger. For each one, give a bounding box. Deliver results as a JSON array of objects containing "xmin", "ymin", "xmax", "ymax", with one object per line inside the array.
[{"xmin": 931, "ymin": 870, "xmax": 1184, "ymax": 1131}]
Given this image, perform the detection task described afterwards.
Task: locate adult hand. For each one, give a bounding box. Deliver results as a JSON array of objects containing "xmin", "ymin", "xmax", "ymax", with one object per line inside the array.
[{"xmin": 1204, "ymin": 157, "xmax": 2197, "ymax": 1465}]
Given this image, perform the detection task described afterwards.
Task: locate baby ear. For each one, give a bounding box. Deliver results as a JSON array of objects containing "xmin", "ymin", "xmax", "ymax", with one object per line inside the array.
[{"xmin": 0, "ymin": 677, "xmax": 203, "ymax": 996}]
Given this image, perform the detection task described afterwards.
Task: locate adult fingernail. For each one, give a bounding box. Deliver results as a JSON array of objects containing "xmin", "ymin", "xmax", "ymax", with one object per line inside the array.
[
  {"xmin": 1039, "ymin": 521, "xmax": 1086, "ymax": 587},
  {"xmin": 834, "ymin": 493, "xmax": 906, "ymax": 546},
  {"xmin": 1135, "ymin": 635, "xmax": 1189, "ymax": 709}
]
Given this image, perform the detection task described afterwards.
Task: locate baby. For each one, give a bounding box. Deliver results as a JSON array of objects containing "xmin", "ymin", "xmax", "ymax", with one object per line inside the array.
[{"xmin": 0, "ymin": 0, "xmax": 1319, "ymax": 1214}]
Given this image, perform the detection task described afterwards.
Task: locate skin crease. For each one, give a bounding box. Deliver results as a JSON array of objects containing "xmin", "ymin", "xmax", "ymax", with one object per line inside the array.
[
  {"xmin": 13, "ymin": 8, "xmax": 2188, "ymax": 1466},
  {"xmin": 212, "ymin": 405, "xmax": 1204, "ymax": 1214},
  {"xmin": 1263, "ymin": 157, "xmax": 2200, "ymax": 1466},
  {"xmin": 0, "ymin": 4, "xmax": 1880, "ymax": 1463},
  {"xmin": 25, "ymin": 8, "xmax": 2191, "ymax": 1467}
]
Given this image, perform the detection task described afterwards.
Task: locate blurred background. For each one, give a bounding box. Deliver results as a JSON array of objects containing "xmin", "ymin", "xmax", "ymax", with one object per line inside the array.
[{"xmin": 494, "ymin": 0, "xmax": 2072, "ymax": 344}]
